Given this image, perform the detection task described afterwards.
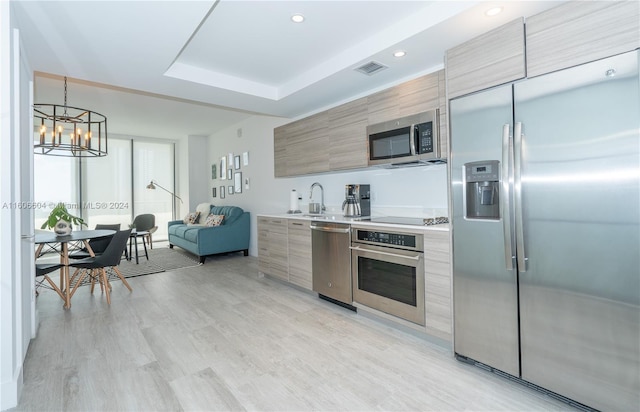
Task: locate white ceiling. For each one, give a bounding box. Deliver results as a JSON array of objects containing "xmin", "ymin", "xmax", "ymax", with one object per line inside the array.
[{"xmin": 12, "ymin": 0, "xmax": 565, "ymax": 140}]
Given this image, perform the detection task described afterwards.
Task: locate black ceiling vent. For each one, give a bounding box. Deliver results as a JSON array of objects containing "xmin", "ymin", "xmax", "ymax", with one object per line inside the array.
[{"xmin": 355, "ymin": 61, "xmax": 388, "ymax": 76}]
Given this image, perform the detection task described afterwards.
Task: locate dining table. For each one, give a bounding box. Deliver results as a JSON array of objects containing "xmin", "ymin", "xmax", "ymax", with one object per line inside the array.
[{"xmin": 35, "ymin": 229, "xmax": 116, "ymax": 308}]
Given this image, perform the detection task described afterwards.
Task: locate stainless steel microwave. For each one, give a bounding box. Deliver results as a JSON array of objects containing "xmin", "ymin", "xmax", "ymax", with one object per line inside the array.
[{"xmin": 367, "ymin": 110, "xmax": 442, "ymax": 167}]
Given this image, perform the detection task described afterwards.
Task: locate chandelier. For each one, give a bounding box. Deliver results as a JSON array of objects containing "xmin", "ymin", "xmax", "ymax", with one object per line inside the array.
[{"xmin": 33, "ymin": 76, "xmax": 108, "ymax": 157}]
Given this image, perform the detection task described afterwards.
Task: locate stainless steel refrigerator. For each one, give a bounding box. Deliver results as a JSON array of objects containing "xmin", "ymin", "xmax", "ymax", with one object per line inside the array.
[{"xmin": 450, "ymin": 50, "xmax": 639, "ymax": 411}]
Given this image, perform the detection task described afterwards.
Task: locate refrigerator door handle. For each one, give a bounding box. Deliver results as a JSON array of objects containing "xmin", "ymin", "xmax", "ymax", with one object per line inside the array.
[
  {"xmin": 513, "ymin": 122, "xmax": 527, "ymax": 271},
  {"xmin": 501, "ymin": 124, "xmax": 514, "ymax": 270}
]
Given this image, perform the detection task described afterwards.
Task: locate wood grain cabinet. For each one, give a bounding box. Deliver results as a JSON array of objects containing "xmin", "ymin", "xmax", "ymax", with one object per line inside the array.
[
  {"xmin": 285, "ymin": 111, "xmax": 330, "ymax": 176},
  {"xmin": 445, "ymin": 18, "xmax": 526, "ymax": 99},
  {"xmin": 328, "ymin": 97, "xmax": 369, "ymax": 171},
  {"xmin": 258, "ymin": 217, "xmax": 289, "ymax": 281},
  {"xmin": 366, "ymin": 86, "xmax": 400, "ymax": 125},
  {"xmin": 423, "ymin": 230, "xmax": 452, "ymax": 342},
  {"xmin": 396, "ymin": 72, "xmax": 441, "ymax": 118},
  {"xmin": 273, "ymin": 124, "xmax": 289, "ymax": 178},
  {"xmin": 526, "ymin": 1, "xmax": 640, "ymax": 78},
  {"xmin": 273, "ymin": 70, "xmax": 447, "ymax": 177},
  {"xmin": 287, "ymin": 220, "xmax": 312, "ymax": 290}
]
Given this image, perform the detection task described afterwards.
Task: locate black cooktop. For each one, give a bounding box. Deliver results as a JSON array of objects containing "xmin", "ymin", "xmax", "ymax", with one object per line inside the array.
[{"xmin": 369, "ymin": 216, "xmax": 449, "ymax": 226}]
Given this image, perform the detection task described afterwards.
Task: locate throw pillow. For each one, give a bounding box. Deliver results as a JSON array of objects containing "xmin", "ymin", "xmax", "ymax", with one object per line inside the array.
[
  {"xmin": 204, "ymin": 214, "xmax": 224, "ymax": 227},
  {"xmin": 183, "ymin": 211, "xmax": 200, "ymax": 224},
  {"xmin": 195, "ymin": 203, "xmax": 212, "ymax": 224}
]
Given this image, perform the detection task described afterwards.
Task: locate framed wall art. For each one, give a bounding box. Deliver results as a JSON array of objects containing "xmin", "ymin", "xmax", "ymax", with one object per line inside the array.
[
  {"xmin": 242, "ymin": 151, "xmax": 249, "ymax": 166},
  {"xmin": 212, "ymin": 187, "xmax": 217, "ymax": 198},
  {"xmin": 211, "ymin": 164, "xmax": 217, "ymax": 180},
  {"xmin": 220, "ymin": 186, "xmax": 225, "ymax": 199},
  {"xmin": 220, "ymin": 156, "xmax": 227, "ymax": 180},
  {"xmin": 228, "ymin": 185, "xmax": 234, "ymax": 195},
  {"xmin": 227, "ymin": 168, "xmax": 233, "ymax": 180},
  {"xmin": 234, "ymin": 155, "xmax": 241, "ymax": 170},
  {"xmin": 234, "ymin": 172, "xmax": 242, "ymax": 193}
]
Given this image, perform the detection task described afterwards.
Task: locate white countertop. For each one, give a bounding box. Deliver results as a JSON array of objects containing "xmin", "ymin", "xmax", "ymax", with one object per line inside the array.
[{"xmin": 258, "ymin": 213, "xmax": 450, "ymax": 232}]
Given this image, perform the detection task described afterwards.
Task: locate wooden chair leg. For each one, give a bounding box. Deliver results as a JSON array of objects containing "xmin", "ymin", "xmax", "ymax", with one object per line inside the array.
[
  {"xmin": 101, "ymin": 268, "xmax": 111, "ymax": 304},
  {"xmin": 43, "ymin": 275, "xmax": 66, "ymax": 301},
  {"xmin": 112, "ymin": 266, "xmax": 133, "ymax": 292},
  {"xmin": 98, "ymin": 269, "xmax": 105, "ymax": 293},
  {"xmin": 70, "ymin": 270, "xmax": 87, "ymax": 298},
  {"xmin": 90, "ymin": 269, "xmax": 97, "ymax": 294}
]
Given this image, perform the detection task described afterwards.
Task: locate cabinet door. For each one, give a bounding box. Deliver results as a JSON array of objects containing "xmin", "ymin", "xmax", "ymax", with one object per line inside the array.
[
  {"xmin": 286, "ymin": 111, "xmax": 330, "ymax": 176},
  {"xmin": 257, "ymin": 217, "xmax": 271, "ymax": 273},
  {"xmin": 446, "ymin": 18, "xmax": 525, "ymax": 98},
  {"xmin": 367, "ymin": 86, "xmax": 400, "ymax": 125},
  {"xmin": 397, "ymin": 73, "xmax": 440, "ymax": 118},
  {"xmin": 424, "ymin": 230, "xmax": 452, "ymax": 343},
  {"xmin": 257, "ymin": 217, "xmax": 289, "ymax": 281},
  {"xmin": 437, "ymin": 70, "xmax": 449, "ymax": 160},
  {"xmin": 328, "ymin": 98, "xmax": 368, "ymax": 171},
  {"xmin": 267, "ymin": 219, "xmax": 289, "ymax": 281},
  {"xmin": 287, "ymin": 220, "xmax": 312, "ymax": 290},
  {"xmin": 526, "ymin": 1, "xmax": 640, "ymax": 78},
  {"xmin": 273, "ymin": 125, "xmax": 289, "ymax": 177}
]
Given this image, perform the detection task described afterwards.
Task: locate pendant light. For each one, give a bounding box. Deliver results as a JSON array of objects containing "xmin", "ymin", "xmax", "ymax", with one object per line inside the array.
[{"xmin": 33, "ymin": 76, "xmax": 108, "ymax": 157}]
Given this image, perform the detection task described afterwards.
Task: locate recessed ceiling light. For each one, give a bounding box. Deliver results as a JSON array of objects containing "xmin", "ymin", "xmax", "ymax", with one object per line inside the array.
[
  {"xmin": 485, "ymin": 7, "xmax": 503, "ymax": 16},
  {"xmin": 393, "ymin": 50, "xmax": 407, "ymax": 58},
  {"xmin": 291, "ymin": 14, "xmax": 305, "ymax": 23}
]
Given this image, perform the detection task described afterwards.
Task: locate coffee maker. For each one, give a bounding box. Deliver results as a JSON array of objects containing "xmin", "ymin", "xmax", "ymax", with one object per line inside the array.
[{"xmin": 342, "ymin": 184, "xmax": 371, "ymax": 217}]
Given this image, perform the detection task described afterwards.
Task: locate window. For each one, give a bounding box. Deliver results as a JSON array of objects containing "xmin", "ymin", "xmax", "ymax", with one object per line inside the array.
[
  {"xmin": 133, "ymin": 141, "xmax": 175, "ymax": 241},
  {"xmin": 34, "ymin": 155, "xmax": 79, "ymax": 230},
  {"xmin": 34, "ymin": 137, "xmax": 177, "ymax": 242}
]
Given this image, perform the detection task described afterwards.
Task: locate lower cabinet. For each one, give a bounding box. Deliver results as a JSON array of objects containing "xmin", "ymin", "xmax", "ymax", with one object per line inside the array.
[
  {"xmin": 257, "ymin": 217, "xmax": 288, "ymax": 281},
  {"xmin": 287, "ymin": 220, "xmax": 312, "ymax": 290},
  {"xmin": 424, "ymin": 230, "xmax": 452, "ymax": 342},
  {"xmin": 258, "ymin": 217, "xmax": 312, "ymax": 290},
  {"xmin": 258, "ymin": 215, "xmax": 452, "ymax": 343}
]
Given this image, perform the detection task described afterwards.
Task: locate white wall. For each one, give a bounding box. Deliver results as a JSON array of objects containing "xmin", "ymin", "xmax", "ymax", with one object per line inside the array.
[
  {"xmin": 187, "ymin": 135, "xmax": 209, "ymax": 212},
  {"xmin": 207, "ymin": 115, "xmax": 448, "ymax": 256}
]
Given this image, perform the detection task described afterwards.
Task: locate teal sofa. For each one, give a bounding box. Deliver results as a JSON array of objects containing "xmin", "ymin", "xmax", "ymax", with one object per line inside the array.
[{"xmin": 168, "ymin": 205, "xmax": 250, "ymax": 264}]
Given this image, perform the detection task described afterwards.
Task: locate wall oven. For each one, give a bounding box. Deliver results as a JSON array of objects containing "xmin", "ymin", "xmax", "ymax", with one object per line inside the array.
[{"xmin": 350, "ymin": 227, "xmax": 425, "ymax": 325}]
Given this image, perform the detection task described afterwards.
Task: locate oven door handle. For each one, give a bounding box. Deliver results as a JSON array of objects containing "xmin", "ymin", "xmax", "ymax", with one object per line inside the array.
[{"xmin": 349, "ymin": 245, "xmax": 421, "ymax": 261}]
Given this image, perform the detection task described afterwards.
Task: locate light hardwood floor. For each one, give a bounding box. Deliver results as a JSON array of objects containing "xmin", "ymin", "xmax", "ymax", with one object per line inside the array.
[{"xmin": 13, "ymin": 250, "xmax": 576, "ymax": 411}]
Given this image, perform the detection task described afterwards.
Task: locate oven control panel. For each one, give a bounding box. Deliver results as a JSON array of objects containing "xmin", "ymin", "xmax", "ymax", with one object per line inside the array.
[{"xmin": 353, "ymin": 229, "xmax": 422, "ymax": 251}]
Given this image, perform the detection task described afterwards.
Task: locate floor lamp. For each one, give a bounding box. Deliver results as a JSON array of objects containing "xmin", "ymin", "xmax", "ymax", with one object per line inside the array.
[{"xmin": 146, "ymin": 180, "xmax": 183, "ymax": 220}]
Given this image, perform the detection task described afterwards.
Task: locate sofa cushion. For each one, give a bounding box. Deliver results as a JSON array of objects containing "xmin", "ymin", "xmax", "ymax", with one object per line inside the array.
[
  {"xmin": 183, "ymin": 212, "xmax": 200, "ymax": 224},
  {"xmin": 170, "ymin": 224, "xmax": 191, "ymax": 237},
  {"xmin": 183, "ymin": 227, "xmax": 201, "ymax": 243},
  {"xmin": 205, "ymin": 214, "xmax": 224, "ymax": 227},
  {"xmin": 195, "ymin": 203, "xmax": 213, "ymax": 224},
  {"xmin": 210, "ymin": 206, "xmax": 244, "ymax": 225}
]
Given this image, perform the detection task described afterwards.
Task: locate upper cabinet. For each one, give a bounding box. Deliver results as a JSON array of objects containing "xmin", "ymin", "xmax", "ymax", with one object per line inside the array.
[
  {"xmin": 285, "ymin": 111, "xmax": 329, "ymax": 176},
  {"xmin": 526, "ymin": 1, "xmax": 640, "ymax": 78},
  {"xmin": 328, "ymin": 97, "xmax": 368, "ymax": 171},
  {"xmin": 445, "ymin": 1, "xmax": 639, "ymax": 99},
  {"xmin": 273, "ymin": 70, "xmax": 446, "ymax": 177},
  {"xmin": 445, "ymin": 18, "xmax": 526, "ymax": 99}
]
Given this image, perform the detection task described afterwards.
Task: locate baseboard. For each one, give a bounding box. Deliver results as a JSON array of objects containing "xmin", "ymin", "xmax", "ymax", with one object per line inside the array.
[{"xmin": 0, "ymin": 365, "xmax": 22, "ymax": 411}]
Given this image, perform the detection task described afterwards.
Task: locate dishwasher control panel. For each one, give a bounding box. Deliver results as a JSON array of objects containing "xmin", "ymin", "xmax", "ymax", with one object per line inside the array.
[{"xmin": 352, "ymin": 229, "xmax": 422, "ymax": 251}]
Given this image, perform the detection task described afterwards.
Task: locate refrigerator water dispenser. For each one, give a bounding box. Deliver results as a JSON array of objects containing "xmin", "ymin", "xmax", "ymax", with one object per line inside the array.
[{"xmin": 464, "ymin": 160, "xmax": 500, "ymax": 220}]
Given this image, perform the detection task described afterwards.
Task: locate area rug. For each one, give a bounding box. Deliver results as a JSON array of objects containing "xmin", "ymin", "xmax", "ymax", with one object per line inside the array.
[{"xmin": 116, "ymin": 247, "xmax": 201, "ymax": 278}]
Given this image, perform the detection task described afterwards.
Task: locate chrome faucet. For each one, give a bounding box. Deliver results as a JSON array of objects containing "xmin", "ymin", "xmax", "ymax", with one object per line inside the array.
[{"xmin": 310, "ymin": 182, "xmax": 326, "ymax": 213}]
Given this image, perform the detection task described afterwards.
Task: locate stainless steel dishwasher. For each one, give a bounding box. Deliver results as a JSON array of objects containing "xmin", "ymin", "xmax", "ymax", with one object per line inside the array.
[{"xmin": 311, "ymin": 221, "xmax": 353, "ymax": 307}]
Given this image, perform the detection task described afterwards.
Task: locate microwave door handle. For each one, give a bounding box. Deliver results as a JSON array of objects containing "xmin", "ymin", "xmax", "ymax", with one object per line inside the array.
[{"xmin": 410, "ymin": 125, "xmax": 418, "ymax": 155}]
